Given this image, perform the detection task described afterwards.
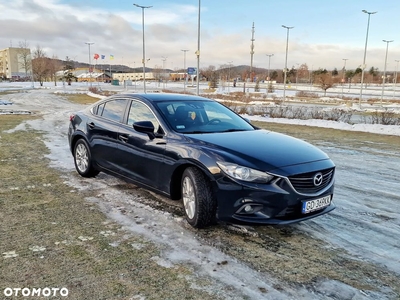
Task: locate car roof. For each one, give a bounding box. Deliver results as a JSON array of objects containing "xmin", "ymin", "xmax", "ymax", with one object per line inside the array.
[{"xmin": 120, "ymin": 93, "xmax": 212, "ymax": 103}]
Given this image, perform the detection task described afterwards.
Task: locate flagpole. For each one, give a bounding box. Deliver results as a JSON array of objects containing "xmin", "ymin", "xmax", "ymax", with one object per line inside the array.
[
  {"xmin": 101, "ymin": 55, "xmax": 104, "ymax": 82},
  {"xmin": 96, "ymin": 60, "xmax": 99, "ymax": 86}
]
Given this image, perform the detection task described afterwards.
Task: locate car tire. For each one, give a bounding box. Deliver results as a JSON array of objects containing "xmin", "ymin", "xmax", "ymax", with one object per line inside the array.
[
  {"xmin": 73, "ymin": 139, "xmax": 99, "ymax": 178},
  {"xmin": 181, "ymin": 167, "xmax": 217, "ymax": 228}
]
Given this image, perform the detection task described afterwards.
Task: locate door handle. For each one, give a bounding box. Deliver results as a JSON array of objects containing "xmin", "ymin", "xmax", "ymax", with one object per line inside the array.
[
  {"xmin": 87, "ymin": 122, "xmax": 95, "ymax": 129},
  {"xmin": 119, "ymin": 134, "xmax": 129, "ymax": 142}
]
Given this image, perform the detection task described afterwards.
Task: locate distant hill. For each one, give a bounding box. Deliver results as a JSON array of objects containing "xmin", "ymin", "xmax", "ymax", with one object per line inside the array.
[{"xmin": 55, "ymin": 58, "xmax": 268, "ymax": 75}]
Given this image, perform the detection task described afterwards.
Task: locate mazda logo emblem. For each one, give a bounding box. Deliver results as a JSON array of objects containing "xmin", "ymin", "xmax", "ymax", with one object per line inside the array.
[{"xmin": 313, "ymin": 173, "xmax": 323, "ymax": 186}]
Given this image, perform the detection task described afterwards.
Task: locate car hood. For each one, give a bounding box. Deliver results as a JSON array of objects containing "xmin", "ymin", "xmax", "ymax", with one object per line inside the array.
[{"xmin": 186, "ymin": 129, "xmax": 331, "ymax": 172}]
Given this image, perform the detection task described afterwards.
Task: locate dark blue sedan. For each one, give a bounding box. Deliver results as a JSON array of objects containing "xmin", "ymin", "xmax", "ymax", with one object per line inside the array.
[{"xmin": 68, "ymin": 93, "xmax": 335, "ymax": 228}]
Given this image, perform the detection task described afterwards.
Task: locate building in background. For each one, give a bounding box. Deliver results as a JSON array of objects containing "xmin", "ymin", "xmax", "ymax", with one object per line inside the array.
[
  {"xmin": 112, "ymin": 72, "xmax": 155, "ymax": 82},
  {"xmin": 0, "ymin": 47, "xmax": 32, "ymax": 80}
]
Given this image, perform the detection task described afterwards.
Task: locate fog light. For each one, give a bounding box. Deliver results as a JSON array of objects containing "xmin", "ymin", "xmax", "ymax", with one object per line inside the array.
[
  {"xmin": 236, "ymin": 203, "xmax": 263, "ymax": 215},
  {"xmin": 244, "ymin": 205, "xmax": 253, "ymax": 213}
]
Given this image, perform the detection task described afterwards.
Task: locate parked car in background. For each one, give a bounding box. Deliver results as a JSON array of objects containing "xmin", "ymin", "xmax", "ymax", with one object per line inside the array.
[{"xmin": 68, "ymin": 93, "xmax": 335, "ymax": 228}]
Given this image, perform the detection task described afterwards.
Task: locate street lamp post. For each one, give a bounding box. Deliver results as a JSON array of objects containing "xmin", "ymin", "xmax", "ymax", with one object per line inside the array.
[
  {"xmin": 342, "ymin": 58, "xmax": 348, "ymax": 99},
  {"xmin": 85, "ymin": 42, "xmax": 94, "ymax": 88},
  {"xmin": 227, "ymin": 61, "xmax": 233, "ymax": 92},
  {"xmin": 196, "ymin": 0, "xmax": 201, "ymax": 95},
  {"xmin": 131, "ymin": 61, "xmax": 136, "ymax": 90},
  {"xmin": 394, "ymin": 60, "xmax": 399, "ymax": 98},
  {"xmin": 134, "ymin": 3, "xmax": 152, "ymax": 93},
  {"xmin": 359, "ymin": 10, "xmax": 377, "ymax": 108},
  {"xmin": 266, "ymin": 54, "xmax": 273, "ymax": 81},
  {"xmin": 181, "ymin": 49, "xmax": 188, "ymax": 91},
  {"xmin": 161, "ymin": 56, "xmax": 167, "ymax": 89},
  {"xmin": 282, "ymin": 25, "xmax": 294, "ymax": 103},
  {"xmin": 381, "ymin": 40, "xmax": 394, "ymax": 106}
]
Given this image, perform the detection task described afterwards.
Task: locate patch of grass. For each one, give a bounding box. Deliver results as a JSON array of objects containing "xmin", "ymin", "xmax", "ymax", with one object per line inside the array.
[
  {"xmin": 252, "ymin": 120, "xmax": 400, "ymax": 151},
  {"xmin": 0, "ymin": 90, "xmax": 26, "ymax": 96},
  {"xmin": 0, "ymin": 116, "xmax": 219, "ymax": 300},
  {"xmin": 63, "ymin": 93, "xmax": 99, "ymax": 105},
  {"xmin": 89, "ymin": 87, "xmax": 118, "ymax": 97},
  {"xmin": 0, "ymin": 115, "xmax": 36, "ymax": 131},
  {"xmin": 197, "ymin": 224, "xmax": 400, "ymax": 296}
]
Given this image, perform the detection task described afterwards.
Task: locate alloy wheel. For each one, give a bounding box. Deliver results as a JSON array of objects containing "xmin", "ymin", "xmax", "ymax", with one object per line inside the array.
[
  {"xmin": 75, "ymin": 143, "xmax": 89, "ymax": 173},
  {"xmin": 182, "ymin": 176, "xmax": 196, "ymax": 219}
]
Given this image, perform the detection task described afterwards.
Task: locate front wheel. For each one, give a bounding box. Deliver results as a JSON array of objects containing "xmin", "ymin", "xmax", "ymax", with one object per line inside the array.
[
  {"xmin": 73, "ymin": 139, "xmax": 99, "ymax": 178},
  {"xmin": 181, "ymin": 167, "xmax": 217, "ymax": 228}
]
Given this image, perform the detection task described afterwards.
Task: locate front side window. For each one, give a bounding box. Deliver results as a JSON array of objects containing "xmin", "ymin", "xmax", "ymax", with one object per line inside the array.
[
  {"xmin": 98, "ymin": 99, "xmax": 128, "ymax": 122},
  {"xmin": 128, "ymin": 100, "xmax": 160, "ymax": 131}
]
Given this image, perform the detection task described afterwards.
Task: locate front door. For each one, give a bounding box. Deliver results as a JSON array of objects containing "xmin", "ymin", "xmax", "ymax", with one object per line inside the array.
[{"xmin": 115, "ymin": 100, "xmax": 166, "ymax": 189}]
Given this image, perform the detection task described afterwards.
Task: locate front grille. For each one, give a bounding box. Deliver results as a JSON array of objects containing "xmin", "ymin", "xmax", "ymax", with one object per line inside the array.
[{"xmin": 288, "ymin": 168, "xmax": 334, "ymax": 194}]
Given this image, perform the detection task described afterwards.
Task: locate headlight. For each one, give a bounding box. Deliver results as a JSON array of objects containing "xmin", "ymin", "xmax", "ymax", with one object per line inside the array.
[{"xmin": 216, "ymin": 162, "xmax": 274, "ymax": 183}]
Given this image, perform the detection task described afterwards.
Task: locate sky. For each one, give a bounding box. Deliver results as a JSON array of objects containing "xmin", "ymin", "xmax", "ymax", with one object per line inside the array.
[{"xmin": 2, "ymin": 0, "xmax": 400, "ymax": 73}]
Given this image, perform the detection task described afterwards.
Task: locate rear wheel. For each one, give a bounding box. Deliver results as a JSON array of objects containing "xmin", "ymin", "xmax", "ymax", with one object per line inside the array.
[
  {"xmin": 73, "ymin": 139, "xmax": 99, "ymax": 177},
  {"xmin": 181, "ymin": 167, "xmax": 217, "ymax": 228}
]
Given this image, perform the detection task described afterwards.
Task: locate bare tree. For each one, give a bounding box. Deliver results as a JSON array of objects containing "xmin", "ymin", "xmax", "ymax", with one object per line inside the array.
[
  {"xmin": 218, "ymin": 64, "xmax": 230, "ymax": 81},
  {"xmin": 32, "ymin": 45, "xmax": 50, "ymax": 86},
  {"xmin": 241, "ymin": 69, "xmax": 249, "ymax": 82},
  {"xmin": 17, "ymin": 40, "xmax": 32, "ymax": 79},
  {"xmin": 315, "ymin": 72, "xmax": 335, "ymax": 96},
  {"xmin": 152, "ymin": 65, "xmax": 163, "ymax": 84},
  {"xmin": 201, "ymin": 65, "xmax": 217, "ymax": 88},
  {"xmin": 201, "ymin": 65, "xmax": 215, "ymax": 81},
  {"xmin": 297, "ymin": 63, "xmax": 309, "ymax": 83},
  {"xmin": 48, "ymin": 55, "xmax": 62, "ymax": 86}
]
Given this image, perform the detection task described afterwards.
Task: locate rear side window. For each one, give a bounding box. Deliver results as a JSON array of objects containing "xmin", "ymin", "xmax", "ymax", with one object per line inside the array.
[{"xmin": 97, "ymin": 99, "xmax": 128, "ymax": 122}]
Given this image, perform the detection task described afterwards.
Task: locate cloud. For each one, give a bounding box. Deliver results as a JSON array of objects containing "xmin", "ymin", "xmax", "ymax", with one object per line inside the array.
[{"xmin": 1, "ymin": 0, "xmax": 398, "ymax": 71}]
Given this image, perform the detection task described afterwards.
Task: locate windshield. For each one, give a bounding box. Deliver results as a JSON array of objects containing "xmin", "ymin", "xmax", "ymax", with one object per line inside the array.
[{"xmin": 156, "ymin": 100, "xmax": 255, "ymax": 133}]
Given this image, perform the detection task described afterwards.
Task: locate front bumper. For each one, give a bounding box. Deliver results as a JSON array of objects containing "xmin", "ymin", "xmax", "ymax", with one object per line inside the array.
[{"xmin": 214, "ymin": 174, "xmax": 335, "ymax": 225}]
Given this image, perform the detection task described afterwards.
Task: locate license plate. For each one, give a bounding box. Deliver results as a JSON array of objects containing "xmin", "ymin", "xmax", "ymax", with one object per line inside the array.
[{"xmin": 302, "ymin": 195, "xmax": 331, "ymax": 214}]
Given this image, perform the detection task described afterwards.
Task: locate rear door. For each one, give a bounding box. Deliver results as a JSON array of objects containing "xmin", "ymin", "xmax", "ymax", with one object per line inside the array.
[{"xmin": 88, "ymin": 98, "xmax": 129, "ymax": 171}]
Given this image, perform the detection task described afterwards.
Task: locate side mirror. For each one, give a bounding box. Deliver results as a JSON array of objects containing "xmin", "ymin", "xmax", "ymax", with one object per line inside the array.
[{"xmin": 133, "ymin": 121, "xmax": 155, "ymax": 139}]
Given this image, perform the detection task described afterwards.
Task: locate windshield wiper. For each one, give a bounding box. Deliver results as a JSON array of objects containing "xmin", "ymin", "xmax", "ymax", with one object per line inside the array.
[
  {"xmin": 183, "ymin": 129, "xmax": 250, "ymax": 134},
  {"xmin": 182, "ymin": 131, "xmax": 206, "ymax": 134},
  {"xmin": 217, "ymin": 129, "xmax": 250, "ymax": 133}
]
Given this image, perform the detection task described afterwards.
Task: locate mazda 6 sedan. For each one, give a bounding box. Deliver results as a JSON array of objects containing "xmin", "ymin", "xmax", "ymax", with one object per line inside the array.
[{"xmin": 68, "ymin": 93, "xmax": 335, "ymax": 228}]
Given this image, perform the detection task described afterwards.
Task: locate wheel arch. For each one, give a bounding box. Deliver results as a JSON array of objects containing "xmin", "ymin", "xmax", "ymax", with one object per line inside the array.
[
  {"xmin": 70, "ymin": 131, "xmax": 89, "ymax": 155},
  {"xmin": 169, "ymin": 161, "xmax": 217, "ymax": 200}
]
